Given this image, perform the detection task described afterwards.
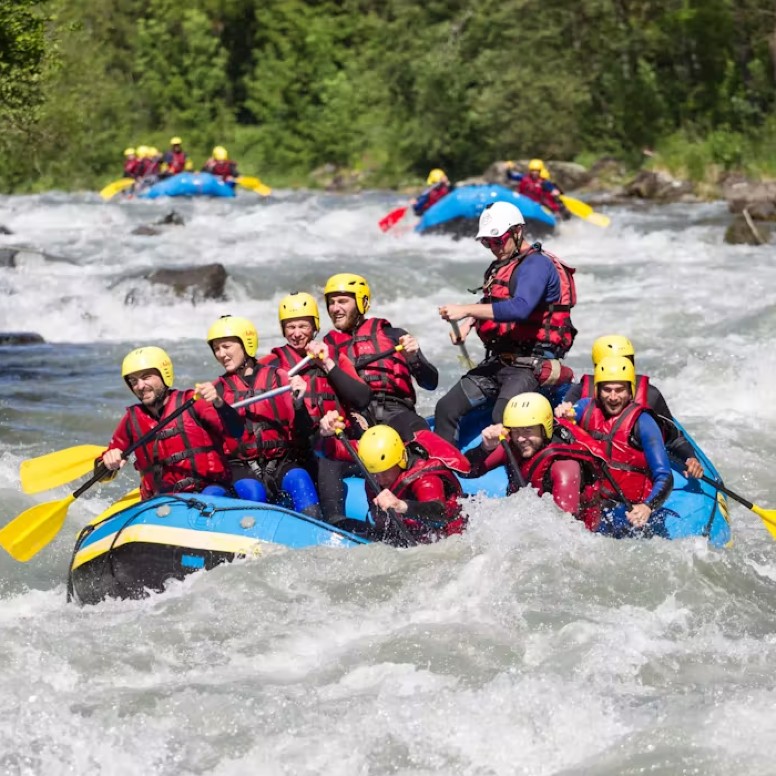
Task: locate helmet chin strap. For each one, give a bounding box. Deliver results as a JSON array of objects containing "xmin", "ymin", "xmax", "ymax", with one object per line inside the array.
[{"xmin": 235, "ymin": 355, "xmax": 256, "ymax": 376}]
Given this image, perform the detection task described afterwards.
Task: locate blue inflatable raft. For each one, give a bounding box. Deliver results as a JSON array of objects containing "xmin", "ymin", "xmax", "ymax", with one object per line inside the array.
[
  {"xmin": 138, "ymin": 172, "xmax": 236, "ymax": 199},
  {"xmin": 68, "ymin": 413, "xmax": 730, "ymax": 604},
  {"xmin": 416, "ymin": 184, "xmax": 556, "ymax": 239}
]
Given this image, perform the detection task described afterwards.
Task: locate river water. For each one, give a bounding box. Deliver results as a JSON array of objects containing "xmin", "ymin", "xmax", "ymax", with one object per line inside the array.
[{"xmin": 1, "ymin": 190, "xmax": 775, "ymax": 775}]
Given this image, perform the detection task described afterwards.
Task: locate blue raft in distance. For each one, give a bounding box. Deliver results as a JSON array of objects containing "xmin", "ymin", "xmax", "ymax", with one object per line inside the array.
[
  {"xmin": 416, "ymin": 184, "xmax": 556, "ymax": 239},
  {"xmin": 139, "ymin": 172, "xmax": 236, "ymax": 199}
]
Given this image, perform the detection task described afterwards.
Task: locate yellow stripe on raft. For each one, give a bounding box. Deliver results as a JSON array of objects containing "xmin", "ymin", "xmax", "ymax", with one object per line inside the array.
[{"xmin": 71, "ymin": 524, "xmax": 264, "ymax": 571}]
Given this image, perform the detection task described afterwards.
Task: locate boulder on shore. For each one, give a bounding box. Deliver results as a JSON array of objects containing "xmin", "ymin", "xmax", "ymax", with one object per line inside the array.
[{"xmin": 625, "ymin": 170, "xmax": 694, "ymax": 202}]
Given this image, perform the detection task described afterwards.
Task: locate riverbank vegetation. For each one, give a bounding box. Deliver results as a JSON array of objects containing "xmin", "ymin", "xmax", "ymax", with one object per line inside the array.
[{"xmin": 1, "ymin": 0, "xmax": 774, "ymax": 192}]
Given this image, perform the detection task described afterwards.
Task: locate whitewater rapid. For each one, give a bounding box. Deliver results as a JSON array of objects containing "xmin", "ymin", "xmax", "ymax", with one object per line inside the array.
[{"xmin": 1, "ymin": 189, "xmax": 776, "ymax": 775}]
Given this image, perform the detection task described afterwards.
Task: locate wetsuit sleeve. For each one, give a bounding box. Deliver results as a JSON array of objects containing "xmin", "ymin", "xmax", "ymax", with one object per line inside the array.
[
  {"xmin": 549, "ymin": 460, "xmax": 582, "ymax": 515},
  {"xmin": 194, "ymin": 396, "xmax": 244, "ymax": 439},
  {"xmin": 491, "ymin": 254, "xmax": 559, "ymax": 322},
  {"xmin": 572, "ymin": 398, "xmax": 592, "ymax": 418},
  {"xmin": 412, "ymin": 188, "xmax": 431, "ymax": 216},
  {"xmin": 632, "ymin": 414, "xmax": 673, "ymax": 510},
  {"xmin": 330, "ymin": 356, "xmax": 372, "ymax": 410},
  {"xmin": 563, "ymin": 382, "xmax": 583, "ymax": 405},
  {"xmin": 384, "ymin": 326, "xmax": 439, "ymax": 391},
  {"xmin": 647, "ymin": 384, "xmax": 695, "ymax": 460},
  {"xmin": 506, "ymin": 171, "xmax": 524, "ymax": 182},
  {"xmin": 463, "ymin": 443, "xmax": 506, "ymax": 478},
  {"xmin": 402, "ymin": 476, "xmax": 447, "ymax": 522}
]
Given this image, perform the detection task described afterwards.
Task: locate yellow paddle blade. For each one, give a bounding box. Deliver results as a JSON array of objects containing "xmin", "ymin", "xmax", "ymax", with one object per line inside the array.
[
  {"xmin": 20, "ymin": 444, "xmax": 106, "ymax": 494},
  {"xmin": 99, "ymin": 178, "xmax": 135, "ymax": 200},
  {"xmin": 88, "ymin": 488, "xmax": 142, "ymax": 526},
  {"xmin": 0, "ymin": 495, "xmax": 75, "ymax": 562},
  {"xmin": 753, "ymin": 506, "xmax": 776, "ymax": 541},
  {"xmin": 560, "ymin": 195, "xmax": 610, "ymax": 228},
  {"xmin": 236, "ymin": 176, "xmax": 272, "ymax": 197}
]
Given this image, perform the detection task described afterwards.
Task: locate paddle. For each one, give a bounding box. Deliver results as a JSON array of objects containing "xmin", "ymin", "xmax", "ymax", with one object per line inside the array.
[
  {"xmin": 21, "ymin": 444, "xmax": 110, "ymax": 495},
  {"xmin": 498, "ymin": 435, "xmax": 527, "ymax": 491},
  {"xmin": 664, "ymin": 455, "xmax": 776, "ymax": 540},
  {"xmin": 232, "ymin": 354, "xmax": 313, "ymax": 408},
  {"xmin": 99, "ymin": 178, "xmax": 135, "ymax": 200},
  {"xmin": 236, "ymin": 176, "xmax": 272, "ymax": 197},
  {"xmin": 450, "ymin": 321, "xmax": 475, "ymax": 370},
  {"xmin": 334, "ymin": 429, "xmax": 417, "ymax": 547},
  {"xmin": 559, "ymin": 195, "xmax": 611, "ymax": 228},
  {"xmin": 378, "ymin": 205, "xmax": 410, "ymax": 232},
  {"xmin": 354, "ymin": 344, "xmax": 404, "ymax": 370},
  {"xmin": 0, "ymin": 395, "xmax": 200, "ymax": 562}
]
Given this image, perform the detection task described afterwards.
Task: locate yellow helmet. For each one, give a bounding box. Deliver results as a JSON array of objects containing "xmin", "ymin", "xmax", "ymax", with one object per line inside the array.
[
  {"xmin": 357, "ymin": 425, "xmax": 408, "ymax": 473},
  {"xmin": 149, "ymin": 147, "xmax": 160, "ymax": 157},
  {"xmin": 591, "ymin": 335, "xmax": 635, "ymax": 367},
  {"xmin": 426, "ymin": 168, "xmax": 447, "ymax": 185},
  {"xmin": 324, "ymin": 273, "xmax": 371, "ymax": 314},
  {"xmin": 213, "ymin": 146, "xmax": 228, "ymax": 161},
  {"xmin": 170, "ymin": 136, "xmax": 183, "ymax": 146},
  {"xmin": 207, "ymin": 315, "xmax": 259, "ymax": 358},
  {"xmin": 528, "ymin": 158, "xmax": 544, "ymax": 172},
  {"xmin": 540, "ymin": 167, "xmax": 550, "ymax": 180},
  {"xmin": 278, "ymin": 292, "xmax": 320, "ymax": 333},
  {"xmin": 124, "ymin": 147, "xmax": 136, "ymax": 157},
  {"xmin": 136, "ymin": 145, "xmax": 150, "ymax": 158},
  {"xmin": 121, "ymin": 346, "xmax": 174, "ymax": 388},
  {"xmin": 502, "ymin": 392, "xmax": 553, "ymax": 439},
  {"xmin": 594, "ymin": 356, "xmax": 636, "ymax": 395}
]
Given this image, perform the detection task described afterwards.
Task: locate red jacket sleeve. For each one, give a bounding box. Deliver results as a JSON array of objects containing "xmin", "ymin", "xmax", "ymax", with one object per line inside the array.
[{"xmin": 549, "ymin": 459, "xmax": 582, "ymax": 515}]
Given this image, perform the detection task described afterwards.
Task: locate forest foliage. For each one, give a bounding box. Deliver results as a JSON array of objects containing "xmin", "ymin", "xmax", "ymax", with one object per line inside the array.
[{"xmin": 0, "ymin": 0, "xmax": 774, "ymax": 191}]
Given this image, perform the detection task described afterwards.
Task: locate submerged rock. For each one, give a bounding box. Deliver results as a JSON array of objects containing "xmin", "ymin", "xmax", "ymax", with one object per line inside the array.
[
  {"xmin": 0, "ymin": 248, "xmax": 18, "ymax": 267},
  {"xmin": 153, "ymin": 210, "xmax": 186, "ymax": 226},
  {"xmin": 0, "ymin": 225, "xmax": 12, "ymax": 235},
  {"xmin": 724, "ymin": 213, "xmax": 772, "ymax": 245},
  {"xmin": 0, "ymin": 332, "xmax": 45, "ymax": 346},
  {"xmin": 131, "ymin": 225, "xmax": 161, "ymax": 236}
]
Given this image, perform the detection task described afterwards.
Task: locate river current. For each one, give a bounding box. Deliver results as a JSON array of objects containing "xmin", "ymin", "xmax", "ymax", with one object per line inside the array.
[{"xmin": 1, "ymin": 190, "xmax": 775, "ymax": 775}]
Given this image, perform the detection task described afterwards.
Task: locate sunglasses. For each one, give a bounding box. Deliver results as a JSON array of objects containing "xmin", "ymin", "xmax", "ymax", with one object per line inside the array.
[{"xmin": 479, "ymin": 231, "xmax": 513, "ymax": 250}]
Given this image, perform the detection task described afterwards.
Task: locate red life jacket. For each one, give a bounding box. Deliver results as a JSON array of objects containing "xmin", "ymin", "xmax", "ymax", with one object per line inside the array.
[
  {"xmin": 518, "ymin": 176, "xmax": 561, "ymax": 212},
  {"xmin": 267, "ymin": 344, "xmax": 339, "ymax": 421},
  {"xmin": 426, "ymin": 183, "xmax": 451, "ymax": 209},
  {"xmin": 517, "ymin": 420, "xmax": 604, "ymax": 530},
  {"xmin": 325, "ymin": 317, "xmax": 416, "ymax": 405},
  {"xmin": 474, "ymin": 247, "xmax": 577, "ymax": 357},
  {"xmin": 216, "ymin": 363, "xmax": 294, "ymax": 461},
  {"xmin": 578, "ymin": 401, "xmax": 653, "ymax": 503},
  {"xmin": 209, "ymin": 160, "xmax": 237, "ymax": 179},
  {"xmin": 371, "ymin": 430, "xmax": 470, "ymax": 538},
  {"xmin": 123, "ymin": 390, "xmax": 231, "ymax": 500},
  {"xmin": 166, "ymin": 150, "xmax": 187, "ymax": 174},
  {"xmin": 123, "ymin": 159, "xmax": 140, "ymax": 179}
]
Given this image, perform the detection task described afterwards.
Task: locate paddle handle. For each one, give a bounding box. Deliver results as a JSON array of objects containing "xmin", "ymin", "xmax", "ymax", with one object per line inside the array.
[
  {"xmin": 231, "ymin": 355, "xmax": 313, "ymax": 410},
  {"xmin": 667, "ymin": 454, "xmax": 751, "ymax": 510},
  {"xmin": 498, "ymin": 437, "xmax": 528, "ymax": 491},
  {"xmin": 354, "ymin": 344, "xmax": 404, "ymax": 370},
  {"xmin": 335, "ymin": 431, "xmax": 417, "ymax": 547},
  {"xmin": 450, "ymin": 321, "xmax": 475, "ymax": 369}
]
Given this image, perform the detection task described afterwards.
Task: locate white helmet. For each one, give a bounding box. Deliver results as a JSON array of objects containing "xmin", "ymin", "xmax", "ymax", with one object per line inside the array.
[{"xmin": 476, "ymin": 201, "xmax": 525, "ymax": 238}]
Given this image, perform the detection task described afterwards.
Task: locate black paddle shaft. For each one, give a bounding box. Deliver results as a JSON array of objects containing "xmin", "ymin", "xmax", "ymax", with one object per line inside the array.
[
  {"xmin": 335, "ymin": 432, "xmax": 418, "ymax": 547},
  {"xmin": 499, "ymin": 438, "xmax": 528, "ymax": 491},
  {"xmin": 667, "ymin": 455, "xmax": 751, "ymax": 509},
  {"xmin": 74, "ymin": 397, "xmax": 197, "ymax": 499}
]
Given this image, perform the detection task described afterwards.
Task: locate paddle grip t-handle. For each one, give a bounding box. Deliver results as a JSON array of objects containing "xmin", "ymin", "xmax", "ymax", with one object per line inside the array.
[
  {"xmin": 334, "ymin": 430, "xmax": 418, "ymax": 547},
  {"xmin": 499, "ymin": 436, "xmax": 528, "ymax": 491}
]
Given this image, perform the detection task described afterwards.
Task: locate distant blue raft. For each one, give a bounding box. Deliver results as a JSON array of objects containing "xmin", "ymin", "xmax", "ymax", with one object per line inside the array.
[
  {"xmin": 139, "ymin": 172, "xmax": 236, "ymax": 199},
  {"xmin": 416, "ymin": 184, "xmax": 556, "ymax": 239}
]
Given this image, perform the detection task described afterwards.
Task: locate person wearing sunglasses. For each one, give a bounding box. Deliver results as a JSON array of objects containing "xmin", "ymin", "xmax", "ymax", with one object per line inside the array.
[{"xmin": 435, "ymin": 201, "xmax": 577, "ymax": 445}]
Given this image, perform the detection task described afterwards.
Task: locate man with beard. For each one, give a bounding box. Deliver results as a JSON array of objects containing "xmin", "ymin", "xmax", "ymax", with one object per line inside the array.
[
  {"xmin": 323, "ymin": 272, "xmax": 438, "ymax": 437},
  {"xmin": 555, "ymin": 356, "xmax": 673, "ymax": 538},
  {"xmin": 99, "ymin": 346, "xmax": 243, "ymax": 500}
]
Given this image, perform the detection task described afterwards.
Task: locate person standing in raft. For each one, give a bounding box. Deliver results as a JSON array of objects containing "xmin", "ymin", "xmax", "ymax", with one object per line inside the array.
[
  {"xmin": 259, "ymin": 291, "xmax": 373, "ymax": 522},
  {"xmin": 562, "ymin": 334, "xmax": 704, "ymax": 479},
  {"xmin": 411, "ymin": 168, "xmax": 452, "ymax": 216},
  {"xmin": 195, "ymin": 315, "xmax": 322, "ymax": 517},
  {"xmin": 319, "ymin": 419, "xmax": 470, "ymax": 543},
  {"xmin": 323, "ymin": 272, "xmax": 438, "ymax": 437},
  {"xmin": 436, "ymin": 201, "xmax": 577, "ymax": 446},
  {"xmin": 202, "ymin": 146, "xmax": 239, "ymax": 186},
  {"xmin": 464, "ymin": 392, "xmax": 606, "ymax": 530},
  {"xmin": 100, "ymin": 346, "xmax": 243, "ymax": 500},
  {"xmin": 555, "ymin": 356, "xmax": 673, "ymax": 538}
]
